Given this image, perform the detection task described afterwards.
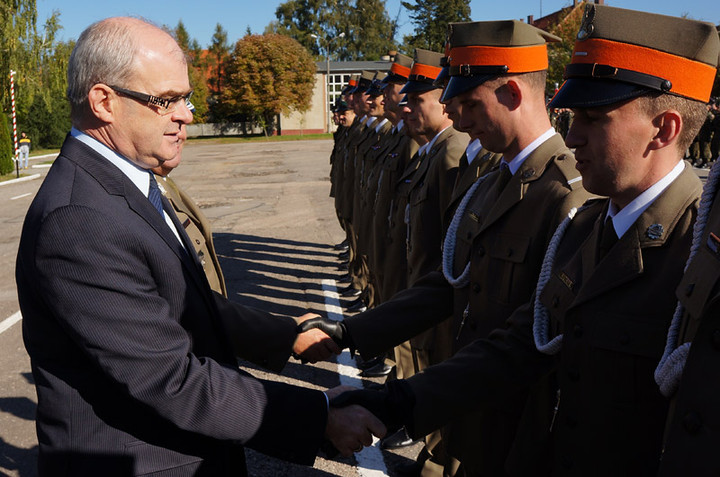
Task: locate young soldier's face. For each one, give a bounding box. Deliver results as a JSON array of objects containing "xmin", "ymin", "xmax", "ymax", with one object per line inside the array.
[{"xmin": 567, "ymin": 98, "xmax": 659, "ymax": 208}]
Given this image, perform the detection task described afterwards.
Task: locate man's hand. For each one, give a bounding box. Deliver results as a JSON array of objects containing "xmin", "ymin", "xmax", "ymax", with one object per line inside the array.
[
  {"xmin": 297, "ymin": 315, "xmax": 353, "ymax": 350},
  {"xmin": 325, "ymin": 404, "xmax": 386, "ymax": 457},
  {"xmin": 330, "ymin": 380, "xmax": 415, "ymax": 433},
  {"xmin": 293, "ymin": 313, "xmax": 341, "ymax": 363}
]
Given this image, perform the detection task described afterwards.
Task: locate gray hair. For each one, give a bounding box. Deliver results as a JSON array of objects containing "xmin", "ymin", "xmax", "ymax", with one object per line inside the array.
[{"xmin": 66, "ymin": 18, "xmax": 143, "ymax": 120}]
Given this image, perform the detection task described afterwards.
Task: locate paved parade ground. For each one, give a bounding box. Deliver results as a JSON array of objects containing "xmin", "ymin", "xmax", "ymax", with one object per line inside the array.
[{"xmin": 0, "ymin": 139, "xmax": 420, "ymax": 477}]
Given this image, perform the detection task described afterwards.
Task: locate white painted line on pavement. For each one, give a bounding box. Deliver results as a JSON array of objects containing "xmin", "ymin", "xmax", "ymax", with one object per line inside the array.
[
  {"xmin": 321, "ymin": 279, "xmax": 388, "ymax": 477},
  {"xmin": 11, "ymin": 192, "xmax": 32, "ymax": 200},
  {"xmin": 0, "ymin": 173, "xmax": 41, "ymax": 187},
  {"xmin": 0, "ymin": 311, "xmax": 22, "ymax": 335}
]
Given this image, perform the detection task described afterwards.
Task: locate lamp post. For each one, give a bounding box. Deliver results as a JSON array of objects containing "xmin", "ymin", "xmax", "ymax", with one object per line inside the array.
[{"xmin": 311, "ymin": 32, "xmax": 345, "ymax": 133}]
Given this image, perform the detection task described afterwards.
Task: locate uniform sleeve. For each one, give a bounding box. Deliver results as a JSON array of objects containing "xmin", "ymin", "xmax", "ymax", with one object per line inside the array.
[{"xmin": 406, "ymin": 300, "xmax": 554, "ymax": 437}]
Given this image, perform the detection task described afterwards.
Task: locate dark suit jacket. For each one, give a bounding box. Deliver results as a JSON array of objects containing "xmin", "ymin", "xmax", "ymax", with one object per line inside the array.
[{"xmin": 16, "ymin": 135, "xmax": 327, "ymax": 476}]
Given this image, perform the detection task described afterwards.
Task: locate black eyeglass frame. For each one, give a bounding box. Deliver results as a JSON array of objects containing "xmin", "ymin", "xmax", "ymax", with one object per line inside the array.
[{"xmin": 109, "ymin": 85, "xmax": 194, "ymax": 114}]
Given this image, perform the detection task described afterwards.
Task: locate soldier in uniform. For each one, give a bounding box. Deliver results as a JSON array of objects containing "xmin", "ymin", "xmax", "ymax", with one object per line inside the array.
[
  {"xmin": 327, "ymin": 5, "xmax": 717, "ymax": 476},
  {"xmin": 303, "ymin": 19, "xmax": 591, "ymax": 475}
]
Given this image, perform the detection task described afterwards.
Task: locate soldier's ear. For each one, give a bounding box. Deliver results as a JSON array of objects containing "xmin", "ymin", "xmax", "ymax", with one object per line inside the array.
[
  {"xmin": 649, "ymin": 109, "xmax": 682, "ymax": 152},
  {"xmin": 87, "ymin": 84, "xmax": 118, "ymax": 123}
]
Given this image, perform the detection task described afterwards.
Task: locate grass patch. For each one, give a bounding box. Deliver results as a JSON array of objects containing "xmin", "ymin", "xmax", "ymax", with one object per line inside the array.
[{"xmin": 0, "ymin": 170, "xmax": 25, "ymax": 182}]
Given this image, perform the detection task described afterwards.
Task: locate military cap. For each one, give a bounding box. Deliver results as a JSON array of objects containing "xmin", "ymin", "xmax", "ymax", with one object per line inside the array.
[
  {"xmin": 442, "ymin": 20, "xmax": 560, "ymax": 102},
  {"xmin": 335, "ymin": 97, "xmax": 349, "ymax": 112},
  {"xmin": 350, "ymin": 71, "xmax": 375, "ymax": 94},
  {"xmin": 367, "ymin": 71, "xmax": 388, "ymax": 96},
  {"xmin": 341, "ymin": 74, "xmax": 359, "ymax": 95},
  {"xmin": 383, "ymin": 53, "xmax": 414, "ymax": 85},
  {"xmin": 398, "ymin": 94, "xmax": 408, "ymax": 107},
  {"xmin": 433, "ymin": 39, "xmax": 453, "ymax": 88},
  {"xmin": 399, "ymin": 49, "xmax": 445, "ymax": 94},
  {"xmin": 550, "ymin": 4, "xmax": 720, "ymax": 108}
]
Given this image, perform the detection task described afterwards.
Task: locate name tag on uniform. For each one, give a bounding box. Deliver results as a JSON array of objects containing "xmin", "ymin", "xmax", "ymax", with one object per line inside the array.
[
  {"xmin": 707, "ymin": 232, "xmax": 720, "ymax": 256},
  {"xmin": 558, "ymin": 271, "xmax": 574, "ymax": 290}
]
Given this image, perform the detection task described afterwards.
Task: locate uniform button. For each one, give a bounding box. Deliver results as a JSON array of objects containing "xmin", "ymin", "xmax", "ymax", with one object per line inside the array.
[
  {"xmin": 573, "ymin": 325, "xmax": 582, "ymax": 337},
  {"xmin": 195, "ymin": 239, "xmax": 201, "ymax": 244},
  {"xmin": 619, "ymin": 335, "xmax": 630, "ymax": 345},
  {"xmin": 712, "ymin": 330, "xmax": 720, "ymax": 350},
  {"xmin": 685, "ymin": 283, "xmax": 695, "ymax": 297},
  {"xmin": 552, "ymin": 295, "xmax": 560, "ymax": 308},
  {"xmin": 477, "ymin": 247, "xmax": 485, "ymax": 257},
  {"xmin": 567, "ymin": 369, "xmax": 580, "ymax": 381},
  {"xmin": 472, "ymin": 283, "xmax": 481, "ymax": 293},
  {"xmin": 682, "ymin": 411, "xmax": 702, "ymax": 434}
]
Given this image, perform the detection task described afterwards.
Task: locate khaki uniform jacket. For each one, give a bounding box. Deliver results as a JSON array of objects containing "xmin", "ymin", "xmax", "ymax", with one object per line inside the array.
[
  {"xmin": 345, "ymin": 134, "xmax": 591, "ymax": 475},
  {"xmin": 406, "ymin": 127, "xmax": 469, "ymax": 289},
  {"xmin": 157, "ymin": 175, "xmax": 227, "ymax": 297},
  {"xmin": 443, "ymin": 148, "xmax": 502, "ymax": 231},
  {"xmin": 377, "ymin": 139, "xmax": 422, "ymax": 304},
  {"xmin": 406, "ymin": 164, "xmax": 701, "ymax": 477},
  {"xmin": 337, "ymin": 117, "xmax": 366, "ymax": 221},
  {"xmin": 370, "ymin": 128, "xmax": 416, "ymax": 303},
  {"xmin": 659, "ymin": 176, "xmax": 720, "ymax": 477}
]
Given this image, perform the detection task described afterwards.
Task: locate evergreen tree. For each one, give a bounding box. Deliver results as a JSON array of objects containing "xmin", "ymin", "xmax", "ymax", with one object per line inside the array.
[
  {"xmin": 401, "ymin": 0, "xmax": 471, "ymax": 52},
  {"xmin": 0, "ymin": 113, "xmax": 14, "ymax": 175}
]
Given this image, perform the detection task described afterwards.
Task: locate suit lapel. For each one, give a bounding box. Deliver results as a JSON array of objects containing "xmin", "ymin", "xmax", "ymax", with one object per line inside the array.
[{"xmin": 63, "ymin": 136, "xmax": 214, "ymax": 302}]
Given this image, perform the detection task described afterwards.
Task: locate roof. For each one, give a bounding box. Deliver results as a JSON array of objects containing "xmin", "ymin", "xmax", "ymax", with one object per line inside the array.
[{"xmin": 315, "ymin": 60, "xmax": 392, "ymax": 74}]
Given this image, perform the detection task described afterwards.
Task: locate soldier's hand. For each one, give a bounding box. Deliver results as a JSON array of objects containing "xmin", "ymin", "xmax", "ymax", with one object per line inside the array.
[
  {"xmin": 297, "ymin": 316, "xmax": 354, "ymax": 350},
  {"xmin": 330, "ymin": 380, "xmax": 415, "ymax": 433}
]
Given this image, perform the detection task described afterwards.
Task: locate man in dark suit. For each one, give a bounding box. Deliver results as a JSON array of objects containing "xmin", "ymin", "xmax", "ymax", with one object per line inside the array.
[
  {"xmin": 16, "ymin": 17, "xmax": 384, "ymax": 476},
  {"xmin": 325, "ymin": 5, "xmax": 719, "ymax": 475}
]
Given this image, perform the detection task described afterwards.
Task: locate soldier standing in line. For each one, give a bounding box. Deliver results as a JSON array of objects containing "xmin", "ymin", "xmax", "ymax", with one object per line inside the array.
[
  {"xmin": 303, "ymin": 18, "xmax": 591, "ymax": 476},
  {"xmin": 326, "ymin": 5, "xmax": 717, "ymax": 475}
]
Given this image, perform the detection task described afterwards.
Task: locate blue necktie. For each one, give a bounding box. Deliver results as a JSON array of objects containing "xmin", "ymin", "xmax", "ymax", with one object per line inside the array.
[{"xmin": 148, "ymin": 173, "xmax": 164, "ymax": 216}]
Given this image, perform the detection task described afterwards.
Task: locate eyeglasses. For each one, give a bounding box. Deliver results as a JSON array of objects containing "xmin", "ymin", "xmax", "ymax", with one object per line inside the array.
[{"xmin": 109, "ymin": 85, "xmax": 194, "ymax": 115}]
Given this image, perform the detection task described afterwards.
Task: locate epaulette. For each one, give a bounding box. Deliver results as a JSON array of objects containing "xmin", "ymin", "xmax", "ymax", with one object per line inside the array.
[{"xmin": 553, "ymin": 152, "xmax": 584, "ymax": 190}]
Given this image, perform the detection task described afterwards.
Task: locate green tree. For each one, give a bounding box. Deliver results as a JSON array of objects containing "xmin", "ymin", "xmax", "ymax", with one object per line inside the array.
[
  {"xmin": 170, "ymin": 21, "xmax": 210, "ymax": 122},
  {"xmin": 400, "ymin": 0, "xmax": 470, "ymax": 52},
  {"xmin": 221, "ymin": 34, "xmax": 316, "ymax": 135},
  {"xmin": 268, "ymin": 0, "xmax": 395, "ymax": 61},
  {"xmin": 546, "ymin": 3, "xmax": 585, "ymax": 97},
  {"xmin": 205, "ymin": 24, "xmax": 231, "ymax": 121},
  {"xmin": 0, "ymin": 112, "xmax": 13, "ymax": 175}
]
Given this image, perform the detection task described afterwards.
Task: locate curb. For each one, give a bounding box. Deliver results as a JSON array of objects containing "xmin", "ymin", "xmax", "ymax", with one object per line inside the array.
[{"xmin": 0, "ymin": 173, "xmax": 41, "ymax": 187}]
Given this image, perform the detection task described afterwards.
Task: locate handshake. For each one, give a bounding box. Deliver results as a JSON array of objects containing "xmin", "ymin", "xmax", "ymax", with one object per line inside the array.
[
  {"xmin": 323, "ymin": 379, "xmax": 416, "ymax": 456},
  {"xmin": 297, "ymin": 315, "xmax": 417, "ymax": 456}
]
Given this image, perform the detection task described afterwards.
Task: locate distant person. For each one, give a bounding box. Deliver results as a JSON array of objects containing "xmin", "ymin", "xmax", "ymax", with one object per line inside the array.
[{"xmin": 18, "ymin": 132, "xmax": 30, "ymax": 169}]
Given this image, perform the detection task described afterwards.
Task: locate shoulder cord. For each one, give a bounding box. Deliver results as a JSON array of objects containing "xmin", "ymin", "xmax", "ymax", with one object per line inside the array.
[
  {"xmin": 655, "ymin": 161, "xmax": 720, "ymax": 397},
  {"xmin": 442, "ymin": 172, "xmax": 492, "ymax": 288},
  {"xmin": 533, "ymin": 207, "xmax": 579, "ymax": 355}
]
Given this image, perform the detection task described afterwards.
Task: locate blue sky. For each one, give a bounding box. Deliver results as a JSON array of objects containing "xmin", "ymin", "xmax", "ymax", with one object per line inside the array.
[{"xmin": 37, "ymin": 0, "xmax": 720, "ymax": 49}]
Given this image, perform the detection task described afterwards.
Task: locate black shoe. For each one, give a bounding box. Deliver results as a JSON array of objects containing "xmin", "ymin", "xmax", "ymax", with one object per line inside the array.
[
  {"xmin": 393, "ymin": 459, "xmax": 423, "ymax": 477},
  {"xmin": 380, "ymin": 427, "xmax": 416, "ymax": 450},
  {"xmin": 346, "ymin": 298, "xmax": 367, "ymax": 313},
  {"xmin": 334, "ymin": 240, "xmax": 349, "ymax": 250},
  {"xmin": 357, "ymin": 355, "xmax": 384, "ymax": 370},
  {"xmin": 338, "ymin": 250, "xmax": 350, "ymax": 260},
  {"xmin": 341, "ymin": 287, "xmax": 362, "ymax": 298},
  {"xmin": 337, "ymin": 283, "xmax": 355, "ymax": 293},
  {"xmin": 360, "ymin": 362, "xmax": 393, "ymax": 377},
  {"xmin": 337, "ymin": 273, "xmax": 352, "ymax": 283}
]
